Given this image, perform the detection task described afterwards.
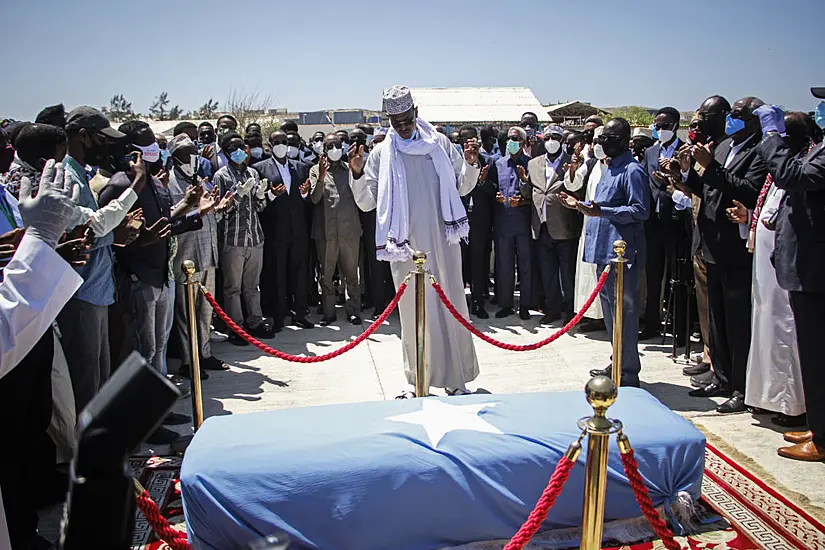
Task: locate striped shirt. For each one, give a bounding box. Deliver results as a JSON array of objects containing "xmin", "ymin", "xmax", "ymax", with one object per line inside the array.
[{"xmin": 213, "ymin": 164, "xmax": 266, "ymax": 247}]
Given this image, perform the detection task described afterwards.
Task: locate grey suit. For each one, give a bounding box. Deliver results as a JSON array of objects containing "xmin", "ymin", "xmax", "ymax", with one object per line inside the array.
[
  {"xmin": 310, "ymin": 162, "xmax": 362, "ymax": 318},
  {"xmin": 523, "ymin": 153, "xmax": 582, "ymax": 316}
]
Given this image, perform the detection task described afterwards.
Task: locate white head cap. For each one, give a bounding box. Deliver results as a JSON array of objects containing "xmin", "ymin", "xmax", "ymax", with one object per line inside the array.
[{"xmin": 382, "ymin": 85, "xmax": 414, "ymax": 115}]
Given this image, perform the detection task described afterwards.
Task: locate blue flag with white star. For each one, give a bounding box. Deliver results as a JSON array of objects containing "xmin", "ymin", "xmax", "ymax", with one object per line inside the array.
[{"xmin": 181, "ymin": 388, "xmax": 704, "ymax": 550}]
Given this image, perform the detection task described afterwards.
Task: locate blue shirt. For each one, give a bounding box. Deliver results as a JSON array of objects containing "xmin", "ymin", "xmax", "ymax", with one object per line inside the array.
[
  {"xmin": 492, "ymin": 153, "xmax": 531, "ymax": 237},
  {"xmin": 583, "ymin": 150, "xmax": 649, "ymax": 265},
  {"xmin": 0, "ymin": 186, "xmax": 22, "ymax": 235},
  {"xmin": 64, "ymin": 155, "xmax": 116, "ymax": 306}
]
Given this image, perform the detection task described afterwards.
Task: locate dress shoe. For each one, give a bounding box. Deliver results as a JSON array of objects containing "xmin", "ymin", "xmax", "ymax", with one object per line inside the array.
[
  {"xmin": 688, "ymin": 382, "xmax": 732, "ymax": 398},
  {"xmin": 201, "ymin": 356, "xmax": 228, "ymax": 371},
  {"xmin": 578, "ymin": 319, "xmax": 605, "ymax": 333},
  {"xmin": 319, "ymin": 317, "xmax": 336, "ymax": 326},
  {"xmin": 638, "ymin": 328, "xmax": 662, "ymax": 340},
  {"xmin": 777, "ymin": 440, "xmax": 825, "ymax": 462},
  {"xmin": 783, "ymin": 430, "xmax": 813, "ymax": 444},
  {"xmin": 229, "ymin": 332, "xmax": 249, "ymax": 346},
  {"xmin": 495, "ymin": 307, "xmax": 513, "ymax": 319},
  {"xmin": 250, "ymin": 319, "xmax": 276, "ymax": 339},
  {"xmin": 589, "ymin": 365, "xmax": 612, "ymax": 378},
  {"xmin": 472, "ymin": 304, "xmax": 489, "ymax": 319},
  {"xmin": 178, "ymin": 365, "xmax": 209, "ymax": 380},
  {"xmin": 716, "ymin": 393, "xmax": 747, "ymax": 414},
  {"xmin": 683, "ymin": 362, "xmax": 710, "ymax": 376},
  {"xmin": 519, "ymin": 308, "xmax": 531, "ymax": 321},
  {"xmin": 561, "ymin": 313, "xmax": 573, "ymax": 325},
  {"xmin": 163, "ymin": 412, "xmax": 191, "ymax": 425},
  {"xmin": 540, "ymin": 312, "xmax": 560, "ymax": 325},
  {"xmin": 273, "ymin": 319, "xmax": 284, "ymax": 333},
  {"xmin": 293, "ymin": 317, "xmax": 315, "ymax": 329},
  {"xmin": 690, "ymin": 370, "xmax": 716, "ymax": 388},
  {"xmin": 772, "ymin": 413, "xmax": 807, "ymax": 428},
  {"xmin": 349, "ymin": 315, "xmax": 362, "ymax": 325}
]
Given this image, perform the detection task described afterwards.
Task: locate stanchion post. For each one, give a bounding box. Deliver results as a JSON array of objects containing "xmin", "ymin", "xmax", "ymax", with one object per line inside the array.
[
  {"xmin": 413, "ymin": 250, "xmax": 428, "ymax": 398},
  {"xmin": 183, "ymin": 260, "xmax": 204, "ymax": 431},
  {"xmin": 578, "ymin": 376, "xmax": 622, "ymax": 550},
  {"xmin": 611, "ymin": 240, "xmax": 627, "ymax": 387}
]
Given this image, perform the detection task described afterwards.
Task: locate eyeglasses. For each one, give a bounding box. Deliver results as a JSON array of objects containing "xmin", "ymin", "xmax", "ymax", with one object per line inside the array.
[
  {"xmin": 595, "ymin": 133, "xmax": 622, "ymax": 143},
  {"xmin": 654, "ymin": 122, "xmax": 676, "ymax": 131},
  {"xmin": 324, "ymin": 143, "xmax": 343, "ymax": 150}
]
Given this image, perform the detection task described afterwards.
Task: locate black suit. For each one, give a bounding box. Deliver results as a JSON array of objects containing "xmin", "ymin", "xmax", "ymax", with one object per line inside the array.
[
  {"xmin": 762, "ymin": 135, "xmax": 825, "ymax": 447},
  {"xmin": 469, "ymin": 152, "xmax": 497, "ymax": 306},
  {"xmin": 252, "ymin": 157, "xmax": 311, "ymax": 323},
  {"xmin": 685, "ymin": 134, "xmax": 766, "ymax": 395},
  {"xmin": 642, "ymin": 140, "xmax": 691, "ymax": 340}
]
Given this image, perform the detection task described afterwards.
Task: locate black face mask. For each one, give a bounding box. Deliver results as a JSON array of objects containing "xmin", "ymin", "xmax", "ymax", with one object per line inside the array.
[
  {"xmin": 565, "ymin": 144, "xmax": 575, "ymax": 155},
  {"xmin": 83, "ymin": 133, "xmax": 109, "ymax": 166},
  {"xmin": 698, "ymin": 113, "xmax": 726, "ymax": 139},
  {"xmin": 601, "ymin": 139, "xmax": 628, "ymax": 159}
]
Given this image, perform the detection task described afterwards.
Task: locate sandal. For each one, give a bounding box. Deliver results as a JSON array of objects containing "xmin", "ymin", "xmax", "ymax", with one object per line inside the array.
[{"xmin": 395, "ymin": 391, "xmax": 416, "ymax": 400}]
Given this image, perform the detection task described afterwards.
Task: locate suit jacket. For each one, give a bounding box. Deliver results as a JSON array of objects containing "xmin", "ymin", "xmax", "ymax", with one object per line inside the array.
[
  {"xmin": 463, "ymin": 152, "xmax": 497, "ymax": 228},
  {"xmin": 524, "ymin": 152, "xmax": 583, "ymax": 240},
  {"xmin": 684, "ymin": 135, "xmax": 766, "ymax": 266},
  {"xmin": 762, "ymin": 135, "xmax": 825, "ymax": 293},
  {"xmin": 309, "ymin": 161, "xmax": 362, "ymax": 242},
  {"xmin": 252, "ymin": 157, "xmax": 311, "ymax": 243},
  {"xmin": 644, "ymin": 138, "xmax": 686, "ymax": 221}
]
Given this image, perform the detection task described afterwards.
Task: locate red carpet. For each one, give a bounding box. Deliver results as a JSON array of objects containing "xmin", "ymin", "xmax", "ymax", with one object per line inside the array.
[{"xmin": 130, "ymin": 444, "xmax": 825, "ymax": 549}]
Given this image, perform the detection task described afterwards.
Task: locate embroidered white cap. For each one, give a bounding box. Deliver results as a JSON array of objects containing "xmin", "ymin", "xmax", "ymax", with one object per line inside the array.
[{"xmin": 382, "ymin": 85, "xmax": 414, "ymax": 115}]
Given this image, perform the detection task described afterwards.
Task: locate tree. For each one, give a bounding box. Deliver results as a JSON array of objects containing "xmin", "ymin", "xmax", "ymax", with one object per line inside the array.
[
  {"xmin": 102, "ymin": 94, "xmax": 137, "ymax": 122},
  {"xmin": 168, "ymin": 105, "xmax": 183, "ymax": 120},
  {"xmin": 188, "ymin": 98, "xmax": 220, "ymax": 120},
  {"xmin": 149, "ymin": 91, "xmax": 171, "ymax": 120},
  {"xmin": 608, "ymin": 106, "xmax": 654, "ymax": 127},
  {"xmin": 225, "ymin": 87, "xmax": 273, "ymax": 131}
]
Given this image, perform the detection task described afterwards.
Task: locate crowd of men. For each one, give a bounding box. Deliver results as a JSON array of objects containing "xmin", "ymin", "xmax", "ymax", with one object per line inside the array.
[{"xmin": 0, "ymin": 87, "xmax": 824, "ymax": 547}]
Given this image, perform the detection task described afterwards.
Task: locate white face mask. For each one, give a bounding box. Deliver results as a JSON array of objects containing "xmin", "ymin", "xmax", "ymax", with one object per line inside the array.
[
  {"xmin": 287, "ymin": 145, "xmax": 300, "ymax": 159},
  {"xmin": 326, "ymin": 147, "xmax": 343, "ymax": 162},
  {"xmin": 593, "ymin": 143, "xmax": 608, "ymax": 160},
  {"xmin": 545, "ymin": 139, "xmax": 561, "ymax": 155},
  {"xmin": 179, "ymin": 163, "xmax": 195, "ymax": 178},
  {"xmin": 312, "ymin": 141, "xmax": 324, "ymax": 154},
  {"xmin": 272, "ymin": 144, "xmax": 288, "ymax": 159},
  {"xmin": 657, "ymin": 129, "xmax": 675, "ymax": 143},
  {"xmin": 136, "ymin": 142, "xmax": 161, "ymax": 163}
]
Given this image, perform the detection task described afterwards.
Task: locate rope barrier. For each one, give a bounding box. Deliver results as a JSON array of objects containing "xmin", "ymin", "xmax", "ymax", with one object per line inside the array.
[
  {"xmin": 201, "ymin": 273, "xmax": 410, "ymax": 363},
  {"xmin": 431, "ymin": 265, "xmax": 610, "ymax": 351},
  {"xmin": 135, "ymin": 483, "xmax": 191, "ymax": 550},
  {"xmin": 618, "ymin": 436, "xmax": 681, "ymax": 550}
]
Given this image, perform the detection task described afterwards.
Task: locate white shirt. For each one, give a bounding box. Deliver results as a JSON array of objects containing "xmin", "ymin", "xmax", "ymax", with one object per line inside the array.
[
  {"xmin": 70, "ymin": 187, "xmax": 138, "ymax": 236},
  {"xmin": 657, "ymin": 139, "xmax": 681, "ymax": 213},
  {"xmin": 266, "ymin": 159, "xmax": 308, "ymax": 200}
]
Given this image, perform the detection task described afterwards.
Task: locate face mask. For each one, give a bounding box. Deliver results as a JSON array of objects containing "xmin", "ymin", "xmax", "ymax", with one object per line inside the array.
[
  {"xmin": 326, "ymin": 147, "xmax": 343, "ymax": 162},
  {"xmin": 725, "ymin": 114, "xmax": 746, "ymax": 136},
  {"xmin": 250, "ymin": 147, "xmax": 263, "ymax": 159},
  {"xmin": 565, "ymin": 144, "xmax": 575, "ymax": 155},
  {"xmin": 272, "ymin": 144, "xmax": 288, "ymax": 158},
  {"xmin": 688, "ymin": 129, "xmax": 707, "ymax": 145},
  {"xmin": 593, "ymin": 143, "xmax": 608, "ymax": 160},
  {"xmin": 455, "ymin": 143, "xmax": 463, "ymax": 153},
  {"xmin": 179, "ymin": 163, "xmax": 195, "ymax": 178},
  {"xmin": 287, "ymin": 145, "xmax": 300, "ymax": 159},
  {"xmin": 160, "ymin": 148, "xmax": 171, "ymax": 164},
  {"xmin": 506, "ymin": 140, "xmax": 521, "ymax": 155},
  {"xmin": 397, "ymin": 130, "xmax": 417, "ymax": 143},
  {"xmin": 230, "ymin": 148, "xmax": 248, "ymax": 165},
  {"xmin": 312, "ymin": 141, "xmax": 324, "ymax": 154},
  {"xmin": 135, "ymin": 142, "xmax": 161, "ymax": 163},
  {"xmin": 657, "ymin": 129, "xmax": 674, "ymax": 143},
  {"xmin": 600, "ymin": 139, "xmax": 626, "ymax": 159},
  {"xmin": 199, "ymin": 135, "xmax": 215, "ymax": 147},
  {"xmin": 545, "ymin": 139, "xmax": 561, "ymax": 155},
  {"xmin": 815, "ymin": 101, "xmax": 825, "ymax": 130},
  {"xmin": 651, "ymin": 125, "xmax": 659, "ymax": 140}
]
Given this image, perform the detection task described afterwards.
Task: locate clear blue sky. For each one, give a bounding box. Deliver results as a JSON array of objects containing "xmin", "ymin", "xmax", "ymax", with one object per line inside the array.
[{"xmin": 1, "ymin": 0, "xmax": 821, "ymax": 120}]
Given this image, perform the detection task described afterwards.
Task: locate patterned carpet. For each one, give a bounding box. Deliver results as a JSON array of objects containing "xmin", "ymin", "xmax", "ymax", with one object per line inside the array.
[{"xmin": 130, "ymin": 445, "xmax": 825, "ymax": 549}]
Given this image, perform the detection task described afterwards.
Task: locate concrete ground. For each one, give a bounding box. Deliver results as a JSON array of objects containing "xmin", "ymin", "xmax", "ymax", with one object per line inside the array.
[{"xmin": 167, "ymin": 300, "xmax": 825, "ymax": 515}]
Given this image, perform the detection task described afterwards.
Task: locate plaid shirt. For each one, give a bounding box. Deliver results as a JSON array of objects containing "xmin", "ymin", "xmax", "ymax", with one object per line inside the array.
[{"xmin": 213, "ymin": 164, "xmax": 266, "ymax": 248}]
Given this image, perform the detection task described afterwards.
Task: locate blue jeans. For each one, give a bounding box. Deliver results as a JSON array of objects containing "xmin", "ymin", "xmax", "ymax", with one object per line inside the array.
[{"xmin": 597, "ymin": 261, "xmax": 642, "ymax": 387}]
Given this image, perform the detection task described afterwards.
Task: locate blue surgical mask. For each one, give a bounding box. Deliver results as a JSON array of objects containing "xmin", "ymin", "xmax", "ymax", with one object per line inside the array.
[
  {"xmin": 725, "ymin": 114, "xmax": 746, "ymax": 136},
  {"xmin": 455, "ymin": 143, "xmax": 463, "ymax": 153},
  {"xmin": 506, "ymin": 140, "xmax": 521, "ymax": 156},
  {"xmin": 160, "ymin": 148, "xmax": 171, "ymax": 164},
  {"xmin": 230, "ymin": 148, "xmax": 248, "ymax": 164},
  {"xmin": 397, "ymin": 129, "xmax": 418, "ymax": 143},
  {"xmin": 815, "ymin": 101, "xmax": 825, "ymax": 130},
  {"xmin": 250, "ymin": 147, "xmax": 264, "ymax": 159},
  {"xmin": 651, "ymin": 124, "xmax": 659, "ymax": 140}
]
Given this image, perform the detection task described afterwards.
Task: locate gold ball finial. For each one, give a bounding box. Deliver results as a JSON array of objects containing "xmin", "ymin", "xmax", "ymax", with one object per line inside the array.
[
  {"xmin": 413, "ymin": 250, "xmax": 427, "ymax": 263},
  {"xmin": 182, "ymin": 260, "xmax": 196, "ymax": 278},
  {"xmin": 613, "ymin": 240, "xmax": 627, "ymax": 258},
  {"xmin": 585, "ymin": 375, "xmax": 618, "ymax": 412}
]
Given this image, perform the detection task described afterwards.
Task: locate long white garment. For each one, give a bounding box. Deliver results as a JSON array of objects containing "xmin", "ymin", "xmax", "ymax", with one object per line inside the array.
[
  {"xmin": 744, "ymin": 185, "xmax": 805, "ymax": 416},
  {"xmin": 570, "ymin": 161, "xmax": 604, "ymax": 319},
  {"xmin": 351, "ymin": 133, "xmax": 480, "ymax": 389},
  {"xmin": 0, "ymin": 233, "xmax": 83, "ymax": 379}
]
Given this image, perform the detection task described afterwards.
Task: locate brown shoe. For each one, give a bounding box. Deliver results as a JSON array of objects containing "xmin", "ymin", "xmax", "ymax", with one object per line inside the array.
[
  {"xmin": 783, "ymin": 430, "xmax": 813, "ymax": 444},
  {"xmin": 777, "ymin": 441, "xmax": 825, "ymax": 461}
]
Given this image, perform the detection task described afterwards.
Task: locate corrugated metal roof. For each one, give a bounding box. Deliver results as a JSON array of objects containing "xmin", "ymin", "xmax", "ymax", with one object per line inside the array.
[{"xmin": 409, "ymin": 87, "xmax": 551, "ymax": 123}]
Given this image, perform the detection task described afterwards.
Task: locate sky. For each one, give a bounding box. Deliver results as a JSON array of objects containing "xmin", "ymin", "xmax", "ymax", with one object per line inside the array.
[{"xmin": 1, "ymin": 0, "xmax": 822, "ymax": 120}]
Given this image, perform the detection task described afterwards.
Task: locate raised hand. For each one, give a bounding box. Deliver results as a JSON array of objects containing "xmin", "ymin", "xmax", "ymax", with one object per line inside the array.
[
  {"xmin": 299, "ymin": 179, "xmax": 310, "ymax": 195},
  {"xmin": 558, "ymin": 191, "xmax": 579, "ymax": 210},
  {"xmin": 128, "ymin": 150, "xmax": 148, "ymax": 193},
  {"xmin": 113, "ymin": 210, "xmax": 143, "ymax": 247},
  {"xmin": 692, "ymin": 141, "xmax": 715, "ymax": 170},
  {"xmin": 144, "ymin": 217, "xmax": 172, "ymax": 242},
  {"xmin": 516, "ymin": 165, "xmax": 528, "ymax": 183},
  {"xmin": 508, "ymin": 195, "xmax": 523, "ymax": 207},
  {"xmin": 18, "ymin": 159, "xmax": 80, "ymax": 248},
  {"xmin": 271, "ymin": 183, "xmax": 287, "ymax": 197},
  {"xmin": 577, "ymin": 200, "xmax": 601, "ymax": 217},
  {"xmin": 478, "ymin": 164, "xmax": 489, "ymax": 183},
  {"xmin": 0, "ymin": 227, "xmax": 25, "ymax": 247},
  {"xmin": 201, "ymin": 144, "xmax": 215, "ymax": 160},
  {"xmin": 215, "ymin": 190, "xmax": 235, "ymax": 214},
  {"xmin": 495, "ymin": 191, "xmax": 506, "ymax": 204},
  {"xmin": 463, "ymin": 138, "xmax": 479, "ymax": 166},
  {"xmin": 318, "ymin": 154, "xmax": 329, "ymax": 180},
  {"xmin": 349, "ymin": 144, "xmax": 365, "ymax": 177},
  {"xmin": 56, "ymin": 232, "xmax": 93, "ymax": 266},
  {"xmin": 199, "ymin": 186, "xmax": 220, "ymax": 216},
  {"xmin": 726, "ymin": 199, "xmax": 749, "ymax": 224},
  {"xmin": 184, "ymin": 182, "xmax": 204, "ymax": 207},
  {"xmin": 236, "ymin": 177, "xmax": 256, "ymax": 197}
]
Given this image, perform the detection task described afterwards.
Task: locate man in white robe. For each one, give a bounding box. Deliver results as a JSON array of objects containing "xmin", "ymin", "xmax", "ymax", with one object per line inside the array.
[{"xmin": 349, "ymin": 85, "xmax": 481, "ymax": 396}]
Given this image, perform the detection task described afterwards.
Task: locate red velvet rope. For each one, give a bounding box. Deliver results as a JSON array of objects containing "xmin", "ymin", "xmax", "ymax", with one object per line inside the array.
[
  {"xmin": 431, "ymin": 266, "xmax": 610, "ymax": 351},
  {"xmin": 201, "ymin": 280, "xmax": 408, "ymax": 363},
  {"xmin": 620, "ymin": 447, "xmax": 682, "ymax": 550},
  {"xmin": 503, "ymin": 455, "xmax": 576, "ymax": 550},
  {"xmin": 135, "ymin": 489, "xmax": 191, "ymax": 550}
]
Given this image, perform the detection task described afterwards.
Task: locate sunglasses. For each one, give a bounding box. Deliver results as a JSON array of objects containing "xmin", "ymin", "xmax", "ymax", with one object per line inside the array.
[{"xmin": 595, "ymin": 133, "xmax": 622, "ymax": 143}]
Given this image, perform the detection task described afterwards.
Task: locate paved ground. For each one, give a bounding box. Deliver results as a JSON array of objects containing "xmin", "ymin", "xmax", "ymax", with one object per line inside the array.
[{"xmin": 166, "ymin": 299, "xmax": 825, "ymax": 515}]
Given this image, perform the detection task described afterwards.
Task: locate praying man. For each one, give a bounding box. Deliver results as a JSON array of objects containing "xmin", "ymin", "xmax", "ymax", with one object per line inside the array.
[{"xmin": 349, "ymin": 85, "xmax": 483, "ymax": 397}]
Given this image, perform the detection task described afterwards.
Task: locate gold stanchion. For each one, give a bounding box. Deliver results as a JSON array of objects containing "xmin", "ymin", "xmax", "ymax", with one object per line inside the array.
[
  {"xmin": 183, "ymin": 260, "xmax": 204, "ymax": 431},
  {"xmin": 578, "ymin": 376, "xmax": 623, "ymax": 550},
  {"xmin": 610, "ymin": 240, "xmax": 627, "ymax": 387},
  {"xmin": 413, "ymin": 251, "xmax": 428, "ymax": 398}
]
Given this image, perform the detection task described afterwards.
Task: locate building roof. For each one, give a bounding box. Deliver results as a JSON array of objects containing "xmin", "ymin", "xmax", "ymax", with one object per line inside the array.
[
  {"xmin": 545, "ymin": 101, "xmax": 611, "ymax": 116},
  {"xmin": 409, "ymin": 87, "xmax": 552, "ymax": 124}
]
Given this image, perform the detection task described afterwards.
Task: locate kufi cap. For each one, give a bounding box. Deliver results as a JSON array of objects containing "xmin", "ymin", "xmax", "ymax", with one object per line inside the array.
[
  {"xmin": 543, "ymin": 125, "xmax": 564, "ymax": 137},
  {"xmin": 631, "ymin": 127, "xmax": 654, "ymax": 139},
  {"xmin": 382, "ymin": 85, "xmax": 414, "ymax": 115},
  {"xmin": 374, "ymin": 127, "xmax": 388, "ymax": 136}
]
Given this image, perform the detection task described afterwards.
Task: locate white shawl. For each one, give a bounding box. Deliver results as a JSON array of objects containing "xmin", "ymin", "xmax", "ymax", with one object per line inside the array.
[{"xmin": 376, "ymin": 118, "xmax": 469, "ymax": 262}]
